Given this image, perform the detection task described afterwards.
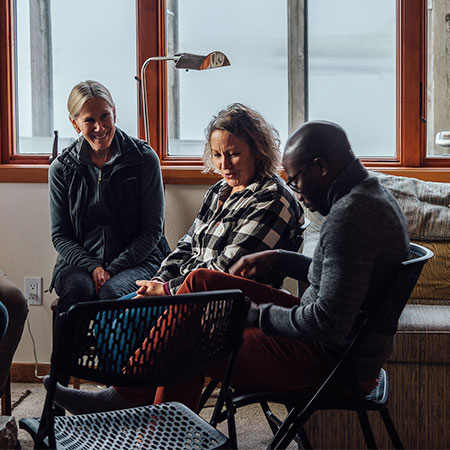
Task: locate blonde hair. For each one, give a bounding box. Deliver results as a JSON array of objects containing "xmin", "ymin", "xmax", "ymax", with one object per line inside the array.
[
  {"xmin": 203, "ymin": 103, "xmax": 281, "ymax": 177},
  {"xmin": 67, "ymin": 80, "xmax": 115, "ymax": 119}
]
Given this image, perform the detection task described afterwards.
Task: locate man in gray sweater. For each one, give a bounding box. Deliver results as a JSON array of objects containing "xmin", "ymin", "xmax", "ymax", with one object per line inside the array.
[{"xmin": 47, "ymin": 120, "xmax": 410, "ymax": 414}]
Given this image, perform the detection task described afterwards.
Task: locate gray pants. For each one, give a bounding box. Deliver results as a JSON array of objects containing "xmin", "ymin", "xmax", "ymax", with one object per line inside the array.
[{"xmin": 0, "ymin": 271, "xmax": 28, "ymax": 394}]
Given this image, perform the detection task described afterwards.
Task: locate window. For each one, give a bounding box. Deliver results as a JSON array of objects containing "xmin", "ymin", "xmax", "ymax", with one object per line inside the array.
[
  {"xmin": 153, "ymin": 0, "xmax": 449, "ymax": 181},
  {"xmin": 426, "ymin": 0, "xmax": 450, "ymax": 158},
  {"xmin": 1, "ymin": 0, "xmax": 449, "ymax": 183},
  {"xmin": 165, "ymin": 0, "xmax": 288, "ymax": 158},
  {"xmin": 307, "ymin": 0, "xmax": 396, "ymax": 158},
  {"xmin": 15, "ymin": 0, "xmax": 137, "ymax": 157}
]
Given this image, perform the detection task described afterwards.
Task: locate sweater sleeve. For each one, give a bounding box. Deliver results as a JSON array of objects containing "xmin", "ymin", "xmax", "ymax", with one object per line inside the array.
[
  {"xmin": 49, "ymin": 160, "xmax": 102, "ymax": 273},
  {"xmin": 274, "ymin": 250, "xmax": 312, "ymax": 282},
  {"xmin": 258, "ymin": 205, "xmax": 378, "ymax": 343},
  {"xmin": 105, "ymin": 149, "xmax": 164, "ymax": 275}
]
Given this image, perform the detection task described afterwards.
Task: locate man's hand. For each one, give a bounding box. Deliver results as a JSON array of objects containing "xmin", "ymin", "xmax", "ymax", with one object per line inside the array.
[
  {"xmin": 92, "ymin": 267, "xmax": 111, "ymax": 294},
  {"xmin": 229, "ymin": 250, "xmax": 281, "ymax": 279},
  {"xmin": 135, "ymin": 280, "xmax": 166, "ymax": 298}
]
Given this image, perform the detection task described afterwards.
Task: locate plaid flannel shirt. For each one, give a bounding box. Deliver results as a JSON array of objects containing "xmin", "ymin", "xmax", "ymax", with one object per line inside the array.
[{"xmin": 154, "ymin": 175, "xmax": 304, "ymax": 294}]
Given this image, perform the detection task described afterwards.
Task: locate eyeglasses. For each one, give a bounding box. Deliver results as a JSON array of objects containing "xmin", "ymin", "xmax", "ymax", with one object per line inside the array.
[{"xmin": 286, "ymin": 163, "xmax": 310, "ymax": 193}]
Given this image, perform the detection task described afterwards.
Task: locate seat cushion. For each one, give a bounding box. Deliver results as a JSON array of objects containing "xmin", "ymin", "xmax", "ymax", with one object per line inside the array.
[{"xmin": 389, "ymin": 304, "xmax": 450, "ymax": 364}]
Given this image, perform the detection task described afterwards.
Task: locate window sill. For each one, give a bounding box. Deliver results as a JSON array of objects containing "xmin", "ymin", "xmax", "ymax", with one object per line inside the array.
[
  {"xmin": 371, "ymin": 167, "xmax": 450, "ymax": 183},
  {"xmin": 1, "ymin": 163, "xmax": 450, "ymax": 184},
  {"xmin": 161, "ymin": 166, "xmax": 220, "ymax": 185},
  {"xmin": 0, "ymin": 164, "xmax": 49, "ymax": 183}
]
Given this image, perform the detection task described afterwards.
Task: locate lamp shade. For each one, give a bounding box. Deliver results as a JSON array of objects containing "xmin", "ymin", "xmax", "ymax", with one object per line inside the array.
[
  {"xmin": 174, "ymin": 51, "xmax": 230, "ymax": 70},
  {"xmin": 140, "ymin": 50, "xmax": 230, "ymax": 143}
]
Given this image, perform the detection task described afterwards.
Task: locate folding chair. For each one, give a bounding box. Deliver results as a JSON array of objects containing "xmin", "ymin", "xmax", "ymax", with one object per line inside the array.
[
  {"xmin": 19, "ymin": 289, "xmax": 249, "ymax": 449},
  {"xmin": 208, "ymin": 242, "xmax": 433, "ymax": 449}
]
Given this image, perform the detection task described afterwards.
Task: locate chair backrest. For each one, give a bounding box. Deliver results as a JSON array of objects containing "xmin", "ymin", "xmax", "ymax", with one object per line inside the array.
[
  {"xmin": 334, "ymin": 242, "xmax": 434, "ymax": 376},
  {"xmin": 51, "ymin": 289, "xmax": 249, "ymax": 388},
  {"xmin": 280, "ymin": 242, "xmax": 435, "ymax": 444},
  {"xmin": 365, "ymin": 242, "xmax": 434, "ymax": 336}
]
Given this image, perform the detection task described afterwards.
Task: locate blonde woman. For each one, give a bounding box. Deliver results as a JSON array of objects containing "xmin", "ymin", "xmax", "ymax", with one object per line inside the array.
[{"xmin": 49, "ymin": 80, "xmax": 170, "ymax": 312}]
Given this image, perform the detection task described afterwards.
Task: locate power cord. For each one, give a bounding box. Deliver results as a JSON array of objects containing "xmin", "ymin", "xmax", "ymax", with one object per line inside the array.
[{"xmin": 26, "ymin": 317, "xmax": 45, "ymax": 379}]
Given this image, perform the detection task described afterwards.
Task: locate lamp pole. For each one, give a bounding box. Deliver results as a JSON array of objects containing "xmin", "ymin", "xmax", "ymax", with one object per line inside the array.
[
  {"xmin": 140, "ymin": 56, "xmax": 180, "ymax": 144},
  {"xmin": 139, "ymin": 52, "xmax": 230, "ymax": 146}
]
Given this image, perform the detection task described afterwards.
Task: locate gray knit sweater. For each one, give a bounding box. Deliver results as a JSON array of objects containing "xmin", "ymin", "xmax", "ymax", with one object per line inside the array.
[{"xmin": 258, "ymin": 159, "xmax": 410, "ymax": 380}]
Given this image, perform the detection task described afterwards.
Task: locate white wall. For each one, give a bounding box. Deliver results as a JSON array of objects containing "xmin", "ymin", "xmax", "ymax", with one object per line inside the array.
[
  {"xmin": 0, "ymin": 182, "xmax": 208, "ymax": 364},
  {"xmin": 0, "ymin": 181, "xmax": 297, "ymax": 365}
]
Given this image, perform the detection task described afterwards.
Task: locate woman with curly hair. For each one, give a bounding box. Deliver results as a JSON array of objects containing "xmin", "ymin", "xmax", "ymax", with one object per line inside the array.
[{"xmin": 134, "ymin": 102, "xmax": 304, "ymax": 296}]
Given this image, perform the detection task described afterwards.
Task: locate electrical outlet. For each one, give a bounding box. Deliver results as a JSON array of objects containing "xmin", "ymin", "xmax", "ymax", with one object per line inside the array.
[{"xmin": 24, "ymin": 277, "xmax": 43, "ymax": 306}]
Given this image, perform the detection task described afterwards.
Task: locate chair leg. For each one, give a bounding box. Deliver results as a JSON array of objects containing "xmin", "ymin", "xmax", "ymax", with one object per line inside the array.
[
  {"xmin": 198, "ymin": 380, "xmax": 218, "ymax": 412},
  {"xmin": 224, "ymin": 387, "xmax": 237, "ymax": 450},
  {"xmin": 260, "ymin": 403, "xmax": 313, "ymax": 449},
  {"xmin": 260, "ymin": 402, "xmax": 281, "ymax": 436},
  {"xmin": 356, "ymin": 408, "xmax": 377, "ymax": 449},
  {"xmin": 296, "ymin": 428, "xmax": 313, "ymax": 450},
  {"xmin": 1, "ymin": 374, "xmax": 11, "ymax": 416},
  {"xmin": 282, "ymin": 406, "xmax": 313, "ymax": 449},
  {"xmin": 267, "ymin": 405, "xmax": 312, "ymax": 450},
  {"xmin": 380, "ymin": 408, "xmax": 404, "ymax": 449},
  {"xmin": 52, "ymin": 305, "xmax": 80, "ymax": 414}
]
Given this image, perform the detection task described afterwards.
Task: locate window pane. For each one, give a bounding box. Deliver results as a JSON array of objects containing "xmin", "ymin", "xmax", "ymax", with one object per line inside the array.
[
  {"xmin": 426, "ymin": 2, "xmax": 450, "ymax": 157},
  {"xmin": 166, "ymin": 0, "xmax": 288, "ymax": 156},
  {"xmin": 15, "ymin": 0, "xmax": 137, "ymax": 155},
  {"xmin": 307, "ymin": 0, "xmax": 396, "ymax": 158}
]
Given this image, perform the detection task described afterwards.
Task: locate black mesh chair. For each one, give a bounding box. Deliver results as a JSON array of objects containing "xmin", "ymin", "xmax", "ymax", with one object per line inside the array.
[
  {"xmin": 207, "ymin": 243, "xmax": 433, "ymax": 449},
  {"xmin": 19, "ymin": 289, "xmax": 249, "ymax": 449}
]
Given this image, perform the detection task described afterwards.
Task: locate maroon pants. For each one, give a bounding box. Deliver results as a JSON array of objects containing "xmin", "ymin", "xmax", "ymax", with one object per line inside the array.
[{"xmin": 115, "ymin": 269, "xmax": 332, "ymax": 411}]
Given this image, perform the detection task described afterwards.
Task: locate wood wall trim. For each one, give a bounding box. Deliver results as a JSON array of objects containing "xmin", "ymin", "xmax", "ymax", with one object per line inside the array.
[
  {"xmin": 0, "ymin": 165, "xmax": 49, "ymax": 183},
  {"xmin": 0, "ymin": 0, "xmax": 16, "ymax": 165},
  {"xmin": 10, "ymin": 363, "xmax": 212, "ymax": 387},
  {"xmin": 375, "ymin": 167, "xmax": 450, "ymax": 182},
  {"xmin": 10, "ymin": 363, "xmax": 50, "ymax": 383},
  {"xmin": 10, "ymin": 363, "xmax": 82, "ymax": 385},
  {"xmin": 397, "ymin": 0, "xmax": 427, "ymax": 166},
  {"xmin": 136, "ymin": 0, "xmax": 167, "ymax": 156},
  {"xmin": 161, "ymin": 167, "xmax": 220, "ymax": 185},
  {"xmin": 1, "ymin": 164, "xmax": 449, "ymax": 184}
]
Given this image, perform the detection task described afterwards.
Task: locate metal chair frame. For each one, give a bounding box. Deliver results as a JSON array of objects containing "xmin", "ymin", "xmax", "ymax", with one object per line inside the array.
[
  {"xmin": 204, "ymin": 243, "xmax": 433, "ymax": 449},
  {"xmin": 1, "ymin": 373, "xmax": 11, "ymax": 415},
  {"xmin": 19, "ymin": 289, "xmax": 249, "ymax": 449}
]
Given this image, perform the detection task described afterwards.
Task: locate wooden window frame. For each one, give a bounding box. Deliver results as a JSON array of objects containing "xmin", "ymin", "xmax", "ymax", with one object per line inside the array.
[{"xmin": 1, "ymin": 0, "xmax": 449, "ymax": 183}]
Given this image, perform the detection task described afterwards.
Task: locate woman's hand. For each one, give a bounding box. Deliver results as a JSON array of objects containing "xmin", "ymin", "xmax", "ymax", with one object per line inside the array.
[
  {"xmin": 135, "ymin": 280, "xmax": 166, "ymax": 298},
  {"xmin": 92, "ymin": 267, "xmax": 111, "ymax": 294}
]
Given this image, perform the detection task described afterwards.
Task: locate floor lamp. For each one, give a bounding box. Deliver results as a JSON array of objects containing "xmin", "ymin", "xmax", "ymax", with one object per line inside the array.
[{"xmin": 140, "ymin": 51, "xmax": 231, "ymax": 145}]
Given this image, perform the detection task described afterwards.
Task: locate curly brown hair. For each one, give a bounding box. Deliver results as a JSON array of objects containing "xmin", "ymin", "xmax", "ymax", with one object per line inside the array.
[{"xmin": 202, "ymin": 103, "xmax": 281, "ymax": 177}]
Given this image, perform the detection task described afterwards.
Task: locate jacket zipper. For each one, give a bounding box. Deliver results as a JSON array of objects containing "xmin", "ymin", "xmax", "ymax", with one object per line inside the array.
[{"xmin": 97, "ymin": 167, "xmax": 107, "ymax": 264}]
